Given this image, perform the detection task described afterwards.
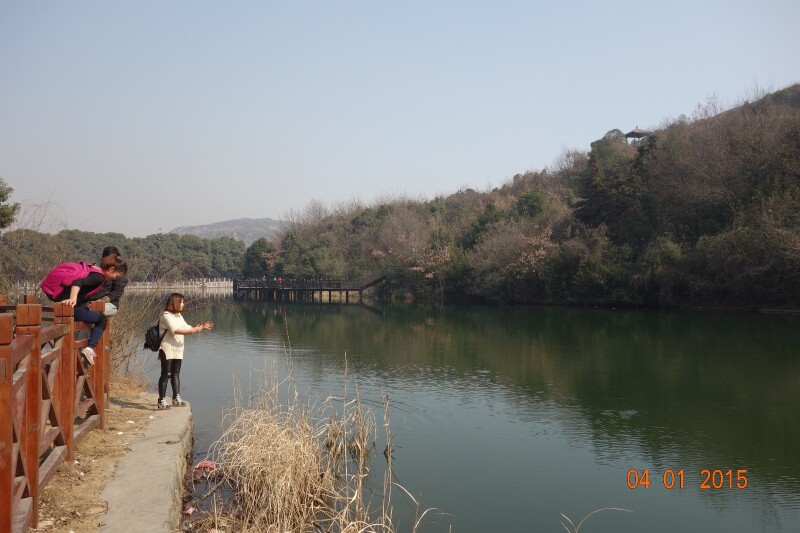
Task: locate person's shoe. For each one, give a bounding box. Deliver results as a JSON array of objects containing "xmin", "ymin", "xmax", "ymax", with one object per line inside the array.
[
  {"xmin": 157, "ymin": 398, "xmax": 170, "ymax": 410},
  {"xmin": 80, "ymin": 347, "xmax": 95, "ymax": 366},
  {"xmin": 172, "ymin": 395, "xmax": 185, "ymax": 407}
]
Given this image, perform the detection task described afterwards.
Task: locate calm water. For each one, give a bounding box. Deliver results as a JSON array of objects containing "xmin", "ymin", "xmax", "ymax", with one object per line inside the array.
[{"xmin": 147, "ymin": 300, "xmax": 800, "ymax": 532}]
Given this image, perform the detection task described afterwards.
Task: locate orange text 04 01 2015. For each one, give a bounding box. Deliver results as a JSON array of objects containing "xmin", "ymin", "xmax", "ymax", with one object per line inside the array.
[{"xmin": 626, "ymin": 468, "xmax": 748, "ymax": 490}]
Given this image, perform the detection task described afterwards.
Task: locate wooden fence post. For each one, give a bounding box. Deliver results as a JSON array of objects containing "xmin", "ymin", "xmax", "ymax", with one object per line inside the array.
[
  {"xmin": 14, "ymin": 300, "xmax": 42, "ymax": 529},
  {"xmin": 0, "ymin": 312, "xmax": 14, "ymax": 533},
  {"xmin": 53, "ymin": 303, "xmax": 75, "ymax": 461},
  {"xmin": 88, "ymin": 301, "xmax": 106, "ymax": 430},
  {"xmin": 101, "ymin": 306, "xmax": 112, "ymax": 429}
]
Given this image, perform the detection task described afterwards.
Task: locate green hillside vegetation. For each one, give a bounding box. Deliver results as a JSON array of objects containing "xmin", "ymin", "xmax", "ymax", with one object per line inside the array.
[
  {"xmin": 2, "ymin": 84, "xmax": 798, "ymax": 309},
  {"xmin": 0, "ymin": 229, "xmax": 245, "ymax": 289},
  {"xmin": 254, "ymin": 84, "xmax": 800, "ymax": 308}
]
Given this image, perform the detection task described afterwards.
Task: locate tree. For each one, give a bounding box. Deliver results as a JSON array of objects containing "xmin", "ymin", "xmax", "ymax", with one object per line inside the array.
[
  {"xmin": 0, "ymin": 178, "xmax": 21, "ymax": 230},
  {"xmin": 514, "ymin": 188, "xmax": 555, "ymax": 223},
  {"xmin": 574, "ymin": 130, "xmax": 650, "ymax": 250},
  {"xmin": 242, "ymin": 238, "xmax": 277, "ymax": 278},
  {"xmin": 467, "ymin": 220, "xmax": 555, "ymax": 302}
]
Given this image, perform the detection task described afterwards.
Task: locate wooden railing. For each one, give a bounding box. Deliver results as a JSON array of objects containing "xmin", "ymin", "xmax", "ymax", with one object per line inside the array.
[
  {"xmin": 234, "ymin": 270, "xmax": 387, "ymax": 292},
  {"xmin": 233, "ymin": 271, "xmax": 387, "ymax": 304},
  {"xmin": 0, "ymin": 296, "xmax": 111, "ymax": 533},
  {"xmin": 352, "ymin": 269, "xmax": 388, "ymax": 290}
]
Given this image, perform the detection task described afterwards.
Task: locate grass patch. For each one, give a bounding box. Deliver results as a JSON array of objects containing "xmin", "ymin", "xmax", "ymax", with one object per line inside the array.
[{"xmin": 184, "ymin": 362, "xmax": 433, "ymax": 532}]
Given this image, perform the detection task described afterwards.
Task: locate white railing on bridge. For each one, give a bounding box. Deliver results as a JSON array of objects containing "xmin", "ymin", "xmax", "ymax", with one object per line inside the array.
[{"xmin": 126, "ymin": 278, "xmax": 234, "ymax": 290}]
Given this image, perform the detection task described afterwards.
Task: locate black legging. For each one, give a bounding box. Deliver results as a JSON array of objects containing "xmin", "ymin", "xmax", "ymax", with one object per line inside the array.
[{"xmin": 157, "ymin": 351, "xmax": 182, "ymax": 400}]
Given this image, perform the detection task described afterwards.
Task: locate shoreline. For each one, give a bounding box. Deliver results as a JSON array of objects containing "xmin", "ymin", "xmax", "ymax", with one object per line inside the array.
[{"xmin": 99, "ymin": 392, "xmax": 193, "ymax": 532}]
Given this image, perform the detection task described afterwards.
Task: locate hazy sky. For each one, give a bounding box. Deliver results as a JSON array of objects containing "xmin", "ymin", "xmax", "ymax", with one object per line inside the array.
[{"xmin": 1, "ymin": 1, "xmax": 798, "ymax": 238}]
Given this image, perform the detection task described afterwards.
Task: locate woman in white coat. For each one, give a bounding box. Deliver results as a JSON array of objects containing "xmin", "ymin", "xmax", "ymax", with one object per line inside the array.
[{"xmin": 157, "ymin": 292, "xmax": 214, "ymax": 409}]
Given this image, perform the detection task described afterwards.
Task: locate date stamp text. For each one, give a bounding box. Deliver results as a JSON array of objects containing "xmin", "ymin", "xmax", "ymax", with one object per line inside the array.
[{"xmin": 627, "ymin": 469, "xmax": 748, "ymax": 490}]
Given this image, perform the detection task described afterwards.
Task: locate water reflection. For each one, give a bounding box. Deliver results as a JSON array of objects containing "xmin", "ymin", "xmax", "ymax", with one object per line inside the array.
[{"xmin": 182, "ymin": 302, "xmax": 800, "ymax": 532}]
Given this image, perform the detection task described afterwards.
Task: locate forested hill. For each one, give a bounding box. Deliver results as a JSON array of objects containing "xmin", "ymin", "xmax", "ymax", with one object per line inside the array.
[
  {"xmin": 0, "ymin": 230, "xmax": 246, "ymax": 287},
  {"xmin": 243, "ymin": 84, "xmax": 800, "ymax": 309},
  {"xmin": 2, "ymin": 84, "xmax": 799, "ymax": 310},
  {"xmin": 170, "ymin": 217, "xmax": 284, "ymax": 246},
  {"xmin": 0, "ymin": 218, "xmax": 281, "ymax": 287}
]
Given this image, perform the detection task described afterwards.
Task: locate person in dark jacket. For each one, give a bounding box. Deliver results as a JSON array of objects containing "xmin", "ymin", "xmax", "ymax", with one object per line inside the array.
[
  {"xmin": 91, "ymin": 246, "xmax": 129, "ymax": 316},
  {"xmin": 55, "ymin": 254, "xmax": 128, "ymax": 365}
]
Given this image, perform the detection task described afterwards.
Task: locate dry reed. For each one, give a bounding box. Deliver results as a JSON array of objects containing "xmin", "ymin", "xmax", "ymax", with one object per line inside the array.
[
  {"xmin": 197, "ymin": 360, "xmax": 429, "ymax": 533},
  {"xmin": 560, "ymin": 507, "xmax": 633, "ymax": 532}
]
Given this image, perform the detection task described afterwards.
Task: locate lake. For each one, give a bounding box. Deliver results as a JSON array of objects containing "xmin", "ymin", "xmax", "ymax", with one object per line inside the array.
[{"xmin": 146, "ymin": 299, "xmax": 800, "ymax": 532}]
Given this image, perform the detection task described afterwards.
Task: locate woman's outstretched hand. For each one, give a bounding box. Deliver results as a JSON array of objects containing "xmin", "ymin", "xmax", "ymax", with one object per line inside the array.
[{"xmin": 202, "ymin": 321, "xmax": 215, "ymax": 331}]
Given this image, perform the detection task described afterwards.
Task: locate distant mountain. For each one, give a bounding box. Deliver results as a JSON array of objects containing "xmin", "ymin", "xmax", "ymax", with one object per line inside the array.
[{"xmin": 170, "ymin": 217, "xmax": 285, "ymax": 246}]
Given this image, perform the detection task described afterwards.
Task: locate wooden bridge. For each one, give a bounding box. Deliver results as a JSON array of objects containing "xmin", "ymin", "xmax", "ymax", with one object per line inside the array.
[
  {"xmin": 0, "ymin": 296, "xmax": 112, "ymax": 533},
  {"xmin": 233, "ymin": 270, "xmax": 387, "ymax": 303}
]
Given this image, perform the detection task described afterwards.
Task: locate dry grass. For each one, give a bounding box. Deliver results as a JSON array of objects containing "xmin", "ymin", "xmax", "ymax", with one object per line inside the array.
[
  {"xmin": 187, "ymin": 363, "xmax": 429, "ymax": 533},
  {"xmin": 109, "ymin": 370, "xmax": 150, "ymax": 398},
  {"xmin": 215, "ymin": 398, "xmax": 334, "ymax": 530},
  {"xmin": 560, "ymin": 507, "xmax": 633, "ymax": 532}
]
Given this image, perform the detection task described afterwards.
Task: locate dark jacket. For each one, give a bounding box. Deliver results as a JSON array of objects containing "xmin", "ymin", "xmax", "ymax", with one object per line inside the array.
[{"xmin": 92, "ymin": 276, "xmax": 129, "ymax": 307}]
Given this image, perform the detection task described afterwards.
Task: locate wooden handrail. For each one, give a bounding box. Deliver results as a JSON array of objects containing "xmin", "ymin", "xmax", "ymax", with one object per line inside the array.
[
  {"xmin": 0, "ymin": 295, "xmax": 111, "ymax": 533},
  {"xmin": 233, "ymin": 270, "xmax": 387, "ymax": 292}
]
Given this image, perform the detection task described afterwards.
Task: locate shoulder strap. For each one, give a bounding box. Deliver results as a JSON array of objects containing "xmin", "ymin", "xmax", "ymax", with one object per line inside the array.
[{"xmin": 157, "ymin": 318, "xmax": 168, "ymax": 341}]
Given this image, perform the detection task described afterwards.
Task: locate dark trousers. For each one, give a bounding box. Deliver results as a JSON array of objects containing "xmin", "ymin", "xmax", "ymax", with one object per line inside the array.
[
  {"xmin": 72, "ymin": 305, "xmax": 107, "ymax": 349},
  {"xmin": 157, "ymin": 351, "xmax": 182, "ymax": 400}
]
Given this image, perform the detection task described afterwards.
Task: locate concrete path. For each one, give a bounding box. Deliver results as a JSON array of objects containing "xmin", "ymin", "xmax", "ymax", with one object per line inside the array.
[{"xmin": 99, "ymin": 392, "xmax": 193, "ymax": 533}]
